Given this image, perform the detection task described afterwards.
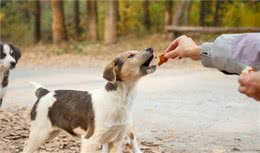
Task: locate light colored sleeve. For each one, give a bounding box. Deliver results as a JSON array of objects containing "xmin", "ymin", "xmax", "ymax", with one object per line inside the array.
[{"xmin": 200, "ymin": 34, "xmax": 248, "ymax": 75}]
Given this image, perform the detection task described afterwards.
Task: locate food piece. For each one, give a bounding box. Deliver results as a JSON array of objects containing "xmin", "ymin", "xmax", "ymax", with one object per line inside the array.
[
  {"xmin": 242, "ymin": 66, "xmax": 254, "ymax": 75},
  {"xmin": 158, "ymin": 53, "xmax": 168, "ymax": 66}
]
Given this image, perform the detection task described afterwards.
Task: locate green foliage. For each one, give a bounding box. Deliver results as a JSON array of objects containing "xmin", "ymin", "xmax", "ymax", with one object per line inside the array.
[
  {"xmin": 222, "ymin": 1, "xmax": 260, "ymax": 27},
  {"xmin": 118, "ymin": 1, "xmax": 144, "ymax": 34},
  {"xmin": 1, "ymin": 0, "xmax": 259, "ymax": 45},
  {"xmin": 0, "ymin": 1, "xmax": 33, "ymax": 44},
  {"xmin": 149, "ymin": 1, "xmax": 164, "ymax": 32},
  {"xmin": 189, "ymin": 1, "xmax": 200, "ymax": 26}
]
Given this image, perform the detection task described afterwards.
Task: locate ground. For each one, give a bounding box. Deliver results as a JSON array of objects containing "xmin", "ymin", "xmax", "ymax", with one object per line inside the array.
[{"xmin": 0, "ymin": 34, "xmax": 260, "ymax": 153}]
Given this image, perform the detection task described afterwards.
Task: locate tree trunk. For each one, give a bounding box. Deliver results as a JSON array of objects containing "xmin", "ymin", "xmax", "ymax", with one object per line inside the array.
[
  {"xmin": 143, "ymin": 0, "xmax": 151, "ymax": 30},
  {"xmin": 87, "ymin": 0, "xmax": 98, "ymax": 41},
  {"xmin": 104, "ymin": 0, "xmax": 118, "ymax": 44},
  {"xmin": 213, "ymin": 0, "xmax": 221, "ymax": 26},
  {"xmin": 51, "ymin": 0, "xmax": 67, "ymax": 43},
  {"xmin": 200, "ymin": 0, "xmax": 207, "ymax": 26},
  {"xmin": 164, "ymin": 0, "xmax": 173, "ymax": 29},
  {"xmin": 115, "ymin": 0, "xmax": 120, "ymax": 22},
  {"xmin": 184, "ymin": 0, "xmax": 192, "ymax": 25},
  {"xmin": 172, "ymin": 1, "xmax": 186, "ymax": 26},
  {"xmin": 34, "ymin": 0, "xmax": 41, "ymax": 43},
  {"xmin": 73, "ymin": 0, "xmax": 80, "ymax": 39}
]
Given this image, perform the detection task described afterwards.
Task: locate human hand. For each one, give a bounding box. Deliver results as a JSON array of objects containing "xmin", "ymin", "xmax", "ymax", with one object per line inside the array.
[
  {"xmin": 238, "ymin": 71, "xmax": 260, "ymax": 101},
  {"xmin": 164, "ymin": 35, "xmax": 201, "ymax": 61}
]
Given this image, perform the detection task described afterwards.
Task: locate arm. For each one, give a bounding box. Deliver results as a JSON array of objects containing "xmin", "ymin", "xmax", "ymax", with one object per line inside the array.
[{"xmin": 164, "ymin": 33, "xmax": 260, "ymax": 75}]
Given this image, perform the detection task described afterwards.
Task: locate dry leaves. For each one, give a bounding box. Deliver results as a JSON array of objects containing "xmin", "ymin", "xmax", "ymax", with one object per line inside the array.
[{"xmin": 0, "ymin": 109, "xmax": 161, "ymax": 153}]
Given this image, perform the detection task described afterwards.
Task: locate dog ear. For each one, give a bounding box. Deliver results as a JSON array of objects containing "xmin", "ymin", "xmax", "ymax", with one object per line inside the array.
[
  {"xmin": 10, "ymin": 44, "xmax": 21, "ymax": 61},
  {"xmin": 103, "ymin": 61, "xmax": 116, "ymax": 83}
]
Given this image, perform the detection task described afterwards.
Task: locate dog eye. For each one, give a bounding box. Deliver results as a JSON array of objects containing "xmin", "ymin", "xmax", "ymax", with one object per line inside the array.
[
  {"xmin": 0, "ymin": 53, "xmax": 6, "ymax": 59},
  {"xmin": 128, "ymin": 54, "xmax": 135, "ymax": 58}
]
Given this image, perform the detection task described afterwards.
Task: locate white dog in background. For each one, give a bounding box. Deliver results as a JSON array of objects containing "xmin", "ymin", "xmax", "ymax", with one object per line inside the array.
[{"xmin": 0, "ymin": 42, "xmax": 21, "ymax": 107}]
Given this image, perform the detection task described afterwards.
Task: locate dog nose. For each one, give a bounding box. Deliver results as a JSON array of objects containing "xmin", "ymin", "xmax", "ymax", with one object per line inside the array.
[
  {"xmin": 10, "ymin": 62, "xmax": 16, "ymax": 68},
  {"xmin": 145, "ymin": 48, "xmax": 153, "ymax": 53}
]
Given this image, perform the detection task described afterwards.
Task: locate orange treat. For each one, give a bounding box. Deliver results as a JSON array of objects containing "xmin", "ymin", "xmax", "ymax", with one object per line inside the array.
[{"xmin": 158, "ymin": 53, "xmax": 168, "ymax": 66}]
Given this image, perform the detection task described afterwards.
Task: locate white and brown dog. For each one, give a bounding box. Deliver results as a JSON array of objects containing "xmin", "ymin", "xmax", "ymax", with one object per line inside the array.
[
  {"xmin": 0, "ymin": 42, "xmax": 21, "ymax": 107},
  {"xmin": 23, "ymin": 48, "xmax": 156, "ymax": 153}
]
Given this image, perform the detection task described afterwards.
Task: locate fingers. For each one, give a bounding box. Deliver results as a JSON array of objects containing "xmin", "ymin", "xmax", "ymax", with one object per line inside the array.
[
  {"xmin": 238, "ymin": 74, "xmax": 248, "ymax": 86},
  {"xmin": 251, "ymin": 95, "xmax": 260, "ymax": 101},
  {"xmin": 238, "ymin": 72, "xmax": 260, "ymax": 101},
  {"xmin": 164, "ymin": 39, "xmax": 178, "ymax": 53},
  {"xmin": 164, "ymin": 48, "xmax": 179, "ymax": 59},
  {"xmin": 239, "ymin": 86, "xmax": 247, "ymax": 94}
]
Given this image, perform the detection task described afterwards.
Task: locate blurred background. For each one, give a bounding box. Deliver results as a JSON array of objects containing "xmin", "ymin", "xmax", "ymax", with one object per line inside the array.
[
  {"xmin": 1, "ymin": 1, "xmax": 260, "ymax": 152},
  {"xmin": 0, "ymin": 0, "xmax": 259, "ymax": 46}
]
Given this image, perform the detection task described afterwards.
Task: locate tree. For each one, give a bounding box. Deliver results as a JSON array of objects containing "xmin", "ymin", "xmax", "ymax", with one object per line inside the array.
[
  {"xmin": 51, "ymin": 0, "xmax": 67, "ymax": 43},
  {"xmin": 120, "ymin": 0, "xmax": 130, "ymax": 34},
  {"xmin": 172, "ymin": 1, "xmax": 186, "ymax": 26},
  {"xmin": 87, "ymin": 0, "xmax": 98, "ymax": 41},
  {"xmin": 143, "ymin": 0, "xmax": 151, "ymax": 30},
  {"xmin": 200, "ymin": 0, "xmax": 212, "ymax": 26},
  {"xmin": 73, "ymin": 0, "xmax": 80, "ymax": 38},
  {"xmin": 200, "ymin": 0, "xmax": 206, "ymax": 26},
  {"xmin": 213, "ymin": 0, "xmax": 221, "ymax": 26},
  {"xmin": 184, "ymin": 0, "xmax": 192, "ymax": 25},
  {"xmin": 164, "ymin": 0, "xmax": 173, "ymax": 29},
  {"xmin": 34, "ymin": 0, "xmax": 41, "ymax": 43},
  {"xmin": 104, "ymin": 0, "xmax": 118, "ymax": 44}
]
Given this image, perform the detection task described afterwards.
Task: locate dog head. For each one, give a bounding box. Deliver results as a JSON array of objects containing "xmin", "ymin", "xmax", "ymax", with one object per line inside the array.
[
  {"xmin": 103, "ymin": 48, "xmax": 156, "ymax": 84},
  {"xmin": 0, "ymin": 42, "xmax": 21, "ymax": 70}
]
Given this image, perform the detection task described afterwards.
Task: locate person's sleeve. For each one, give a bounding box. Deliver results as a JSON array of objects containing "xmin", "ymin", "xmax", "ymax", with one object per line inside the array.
[{"xmin": 200, "ymin": 33, "xmax": 260, "ymax": 75}]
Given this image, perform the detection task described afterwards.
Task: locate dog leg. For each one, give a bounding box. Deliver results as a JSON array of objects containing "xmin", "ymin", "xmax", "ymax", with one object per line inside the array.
[
  {"xmin": 81, "ymin": 138, "xmax": 100, "ymax": 153},
  {"xmin": 102, "ymin": 144, "xmax": 109, "ymax": 153},
  {"xmin": 23, "ymin": 128, "xmax": 51, "ymax": 153},
  {"xmin": 23, "ymin": 121, "xmax": 54, "ymax": 153},
  {"xmin": 108, "ymin": 140, "xmax": 123, "ymax": 153},
  {"xmin": 128, "ymin": 131, "xmax": 142, "ymax": 153}
]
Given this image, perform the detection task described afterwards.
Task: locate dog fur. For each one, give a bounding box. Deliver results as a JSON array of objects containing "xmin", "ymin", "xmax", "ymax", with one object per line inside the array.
[
  {"xmin": 0, "ymin": 42, "xmax": 21, "ymax": 107},
  {"xmin": 23, "ymin": 48, "xmax": 156, "ymax": 153}
]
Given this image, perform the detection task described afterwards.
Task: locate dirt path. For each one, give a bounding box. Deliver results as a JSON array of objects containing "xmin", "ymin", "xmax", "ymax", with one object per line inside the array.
[{"xmin": 0, "ymin": 65, "xmax": 260, "ymax": 153}]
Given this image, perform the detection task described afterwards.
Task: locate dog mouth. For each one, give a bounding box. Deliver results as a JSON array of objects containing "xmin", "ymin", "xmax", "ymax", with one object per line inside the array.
[
  {"xmin": 141, "ymin": 54, "xmax": 154, "ymax": 68},
  {"xmin": 140, "ymin": 54, "xmax": 156, "ymax": 74}
]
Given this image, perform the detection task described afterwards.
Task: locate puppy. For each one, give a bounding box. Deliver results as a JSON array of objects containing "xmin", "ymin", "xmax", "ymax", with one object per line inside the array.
[
  {"xmin": 23, "ymin": 48, "xmax": 156, "ymax": 153},
  {"xmin": 0, "ymin": 42, "xmax": 21, "ymax": 107}
]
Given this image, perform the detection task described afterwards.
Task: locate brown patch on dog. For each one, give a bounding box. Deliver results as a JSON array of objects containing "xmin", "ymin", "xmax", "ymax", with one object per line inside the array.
[
  {"xmin": 48, "ymin": 90, "xmax": 95, "ymax": 138},
  {"xmin": 105, "ymin": 82, "xmax": 118, "ymax": 91},
  {"xmin": 128, "ymin": 131, "xmax": 135, "ymax": 140}
]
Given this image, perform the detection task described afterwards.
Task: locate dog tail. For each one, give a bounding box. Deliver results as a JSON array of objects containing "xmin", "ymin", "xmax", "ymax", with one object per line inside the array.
[{"xmin": 29, "ymin": 82, "xmax": 49, "ymax": 98}]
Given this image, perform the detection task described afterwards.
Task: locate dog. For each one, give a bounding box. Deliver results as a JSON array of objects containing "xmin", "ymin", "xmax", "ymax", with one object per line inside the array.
[
  {"xmin": 0, "ymin": 42, "xmax": 21, "ymax": 107},
  {"xmin": 23, "ymin": 48, "xmax": 156, "ymax": 153}
]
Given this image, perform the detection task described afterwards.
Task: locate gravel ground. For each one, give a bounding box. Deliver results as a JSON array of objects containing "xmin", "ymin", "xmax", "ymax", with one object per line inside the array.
[{"xmin": 0, "ymin": 63, "xmax": 260, "ymax": 153}]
